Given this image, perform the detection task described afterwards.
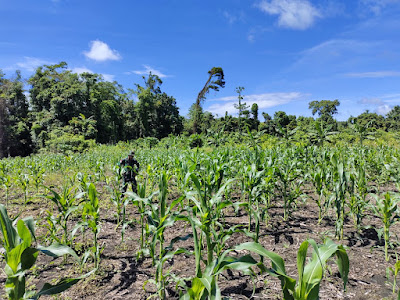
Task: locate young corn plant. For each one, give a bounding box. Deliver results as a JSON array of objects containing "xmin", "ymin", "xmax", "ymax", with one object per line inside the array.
[
  {"xmin": 0, "ymin": 164, "xmax": 12, "ymax": 207},
  {"xmin": 28, "ymin": 162, "xmax": 45, "ymax": 194},
  {"xmin": 129, "ymin": 177, "xmax": 158, "ymax": 259},
  {"xmin": 275, "ymin": 158, "xmax": 302, "ymax": 221},
  {"xmin": 16, "ymin": 170, "xmax": 30, "ymax": 205},
  {"xmin": 179, "ymin": 244, "xmax": 260, "ymax": 300},
  {"xmin": 242, "ymin": 164, "xmax": 267, "ymax": 243},
  {"xmin": 331, "ymin": 153, "xmax": 348, "ymax": 240},
  {"xmin": 371, "ymin": 192, "xmax": 399, "ymax": 261},
  {"xmin": 236, "ymin": 238, "xmax": 349, "ymax": 300},
  {"xmin": 386, "ymin": 253, "xmax": 400, "ymax": 297},
  {"xmin": 143, "ymin": 172, "xmax": 187, "ymax": 299},
  {"xmin": 105, "ymin": 166, "xmax": 126, "ymax": 231},
  {"xmin": 0, "ymin": 204, "xmax": 85, "ymax": 299},
  {"xmin": 308, "ymin": 166, "xmax": 328, "ymax": 224},
  {"xmin": 82, "ymin": 183, "xmax": 102, "ymax": 269},
  {"xmin": 185, "ymin": 171, "xmax": 235, "ymax": 271},
  {"xmin": 43, "ymin": 184, "xmax": 83, "ymax": 247},
  {"xmin": 348, "ymin": 164, "xmax": 369, "ymax": 231}
]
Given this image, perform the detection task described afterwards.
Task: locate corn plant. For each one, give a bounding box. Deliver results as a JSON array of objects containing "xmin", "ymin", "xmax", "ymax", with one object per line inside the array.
[
  {"xmin": 0, "ymin": 162, "xmax": 13, "ymax": 206},
  {"xmin": 179, "ymin": 245, "xmax": 259, "ymax": 300},
  {"xmin": 129, "ymin": 177, "xmax": 158, "ymax": 259},
  {"xmin": 185, "ymin": 172, "xmax": 235, "ymax": 268},
  {"xmin": 43, "ymin": 184, "xmax": 83, "ymax": 247},
  {"xmin": 241, "ymin": 163, "xmax": 267, "ymax": 243},
  {"xmin": 28, "ymin": 162, "xmax": 45, "ymax": 193},
  {"xmin": 330, "ymin": 153, "xmax": 348, "ymax": 240},
  {"xmin": 348, "ymin": 163, "xmax": 369, "ymax": 231},
  {"xmin": 140, "ymin": 172, "xmax": 187, "ymax": 299},
  {"xmin": 275, "ymin": 158, "xmax": 303, "ymax": 221},
  {"xmin": 105, "ymin": 166, "xmax": 126, "ymax": 230},
  {"xmin": 16, "ymin": 170, "xmax": 30, "ymax": 205},
  {"xmin": 0, "ymin": 204, "xmax": 84, "ymax": 299},
  {"xmin": 237, "ymin": 238, "xmax": 349, "ymax": 300},
  {"xmin": 82, "ymin": 183, "xmax": 102, "ymax": 269},
  {"xmin": 386, "ymin": 253, "xmax": 400, "ymax": 297},
  {"xmin": 371, "ymin": 192, "xmax": 399, "ymax": 261},
  {"xmin": 308, "ymin": 166, "xmax": 328, "ymax": 224}
]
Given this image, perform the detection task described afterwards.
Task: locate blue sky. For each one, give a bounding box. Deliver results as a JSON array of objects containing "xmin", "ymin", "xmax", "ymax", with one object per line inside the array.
[{"xmin": 1, "ymin": 0, "xmax": 400, "ymax": 120}]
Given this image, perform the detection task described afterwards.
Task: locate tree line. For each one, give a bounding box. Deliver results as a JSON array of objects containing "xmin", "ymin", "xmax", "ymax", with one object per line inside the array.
[
  {"xmin": 1, "ymin": 63, "xmax": 400, "ymax": 157},
  {"xmin": 0, "ymin": 62, "xmax": 183, "ymax": 157}
]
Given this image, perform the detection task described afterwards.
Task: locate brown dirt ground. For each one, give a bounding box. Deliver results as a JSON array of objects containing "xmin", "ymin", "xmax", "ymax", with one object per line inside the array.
[{"xmin": 1, "ymin": 182, "xmax": 400, "ymax": 300}]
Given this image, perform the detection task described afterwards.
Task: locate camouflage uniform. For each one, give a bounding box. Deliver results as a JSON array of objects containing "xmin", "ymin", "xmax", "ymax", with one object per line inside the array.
[{"xmin": 119, "ymin": 153, "xmax": 140, "ymax": 194}]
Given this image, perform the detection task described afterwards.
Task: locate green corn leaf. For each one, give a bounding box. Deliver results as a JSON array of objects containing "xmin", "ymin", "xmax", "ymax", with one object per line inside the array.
[
  {"xmin": 8, "ymin": 243, "xmax": 30, "ymax": 274},
  {"xmin": 20, "ymin": 247, "xmax": 39, "ymax": 270},
  {"xmin": 235, "ymin": 242, "xmax": 287, "ymax": 276},
  {"xmin": 296, "ymin": 240, "xmax": 309, "ymax": 299},
  {"xmin": 335, "ymin": 245, "xmax": 349, "ymax": 291},
  {"xmin": 21, "ymin": 217, "xmax": 36, "ymax": 242},
  {"xmin": 37, "ymin": 244, "xmax": 79, "ymax": 261},
  {"xmin": 0, "ymin": 204, "xmax": 18, "ymax": 252},
  {"xmin": 32, "ymin": 270, "xmax": 95, "ymax": 299},
  {"xmin": 17, "ymin": 220, "xmax": 32, "ymax": 247},
  {"xmin": 187, "ymin": 277, "xmax": 206, "ymax": 300}
]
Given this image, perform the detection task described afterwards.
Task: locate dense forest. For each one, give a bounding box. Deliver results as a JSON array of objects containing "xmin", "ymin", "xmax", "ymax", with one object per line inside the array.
[{"xmin": 1, "ymin": 62, "xmax": 400, "ymax": 158}]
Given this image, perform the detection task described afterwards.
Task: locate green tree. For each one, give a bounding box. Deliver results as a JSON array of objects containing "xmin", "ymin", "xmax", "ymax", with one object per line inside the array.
[
  {"xmin": 308, "ymin": 99, "xmax": 340, "ymax": 124},
  {"xmin": 0, "ymin": 70, "xmax": 32, "ymax": 157},
  {"xmin": 133, "ymin": 73, "xmax": 183, "ymax": 139},
  {"xmin": 251, "ymin": 103, "xmax": 259, "ymax": 130},
  {"xmin": 387, "ymin": 106, "xmax": 400, "ymax": 131},
  {"xmin": 193, "ymin": 67, "xmax": 225, "ymax": 133},
  {"xmin": 234, "ymin": 86, "xmax": 249, "ymax": 134}
]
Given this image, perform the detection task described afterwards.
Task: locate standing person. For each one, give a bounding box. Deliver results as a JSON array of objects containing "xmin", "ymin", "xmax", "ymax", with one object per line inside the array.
[{"xmin": 119, "ymin": 151, "xmax": 140, "ymax": 194}]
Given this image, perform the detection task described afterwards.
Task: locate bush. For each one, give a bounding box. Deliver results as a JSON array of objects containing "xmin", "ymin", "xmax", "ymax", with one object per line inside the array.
[
  {"xmin": 46, "ymin": 131, "xmax": 95, "ymax": 154},
  {"xmin": 189, "ymin": 134, "xmax": 203, "ymax": 148}
]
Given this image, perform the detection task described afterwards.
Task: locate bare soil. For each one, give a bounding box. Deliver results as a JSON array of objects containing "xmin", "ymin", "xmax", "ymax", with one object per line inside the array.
[{"xmin": 1, "ymin": 183, "xmax": 399, "ymax": 300}]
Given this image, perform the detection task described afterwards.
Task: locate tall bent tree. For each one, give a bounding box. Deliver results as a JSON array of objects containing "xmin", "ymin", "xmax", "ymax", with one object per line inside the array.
[{"xmin": 193, "ymin": 67, "xmax": 225, "ymax": 133}]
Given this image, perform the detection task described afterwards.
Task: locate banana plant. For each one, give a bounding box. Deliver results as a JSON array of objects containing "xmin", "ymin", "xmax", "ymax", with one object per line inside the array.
[
  {"xmin": 236, "ymin": 238, "xmax": 349, "ymax": 300},
  {"xmin": 0, "ymin": 204, "xmax": 85, "ymax": 299}
]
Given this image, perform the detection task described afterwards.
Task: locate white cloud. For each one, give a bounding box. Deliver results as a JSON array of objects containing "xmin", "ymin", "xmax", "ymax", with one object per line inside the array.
[
  {"xmin": 72, "ymin": 67, "xmax": 93, "ymax": 74},
  {"xmin": 71, "ymin": 67, "xmax": 114, "ymax": 82},
  {"xmin": 206, "ymin": 92, "xmax": 306, "ymax": 115},
  {"xmin": 131, "ymin": 65, "xmax": 170, "ymax": 78},
  {"xmin": 345, "ymin": 71, "xmax": 400, "ymax": 78},
  {"xmin": 13, "ymin": 57, "xmax": 53, "ymax": 72},
  {"xmin": 375, "ymin": 104, "xmax": 392, "ymax": 114},
  {"xmin": 288, "ymin": 39, "xmax": 383, "ymax": 75},
  {"xmin": 359, "ymin": 0, "xmax": 400, "ymax": 15},
  {"xmin": 358, "ymin": 97, "xmax": 384, "ymax": 105},
  {"xmin": 83, "ymin": 40, "xmax": 121, "ymax": 62},
  {"xmin": 223, "ymin": 11, "xmax": 238, "ymax": 24},
  {"xmin": 102, "ymin": 74, "xmax": 115, "ymax": 82},
  {"xmin": 256, "ymin": 0, "xmax": 321, "ymax": 30}
]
